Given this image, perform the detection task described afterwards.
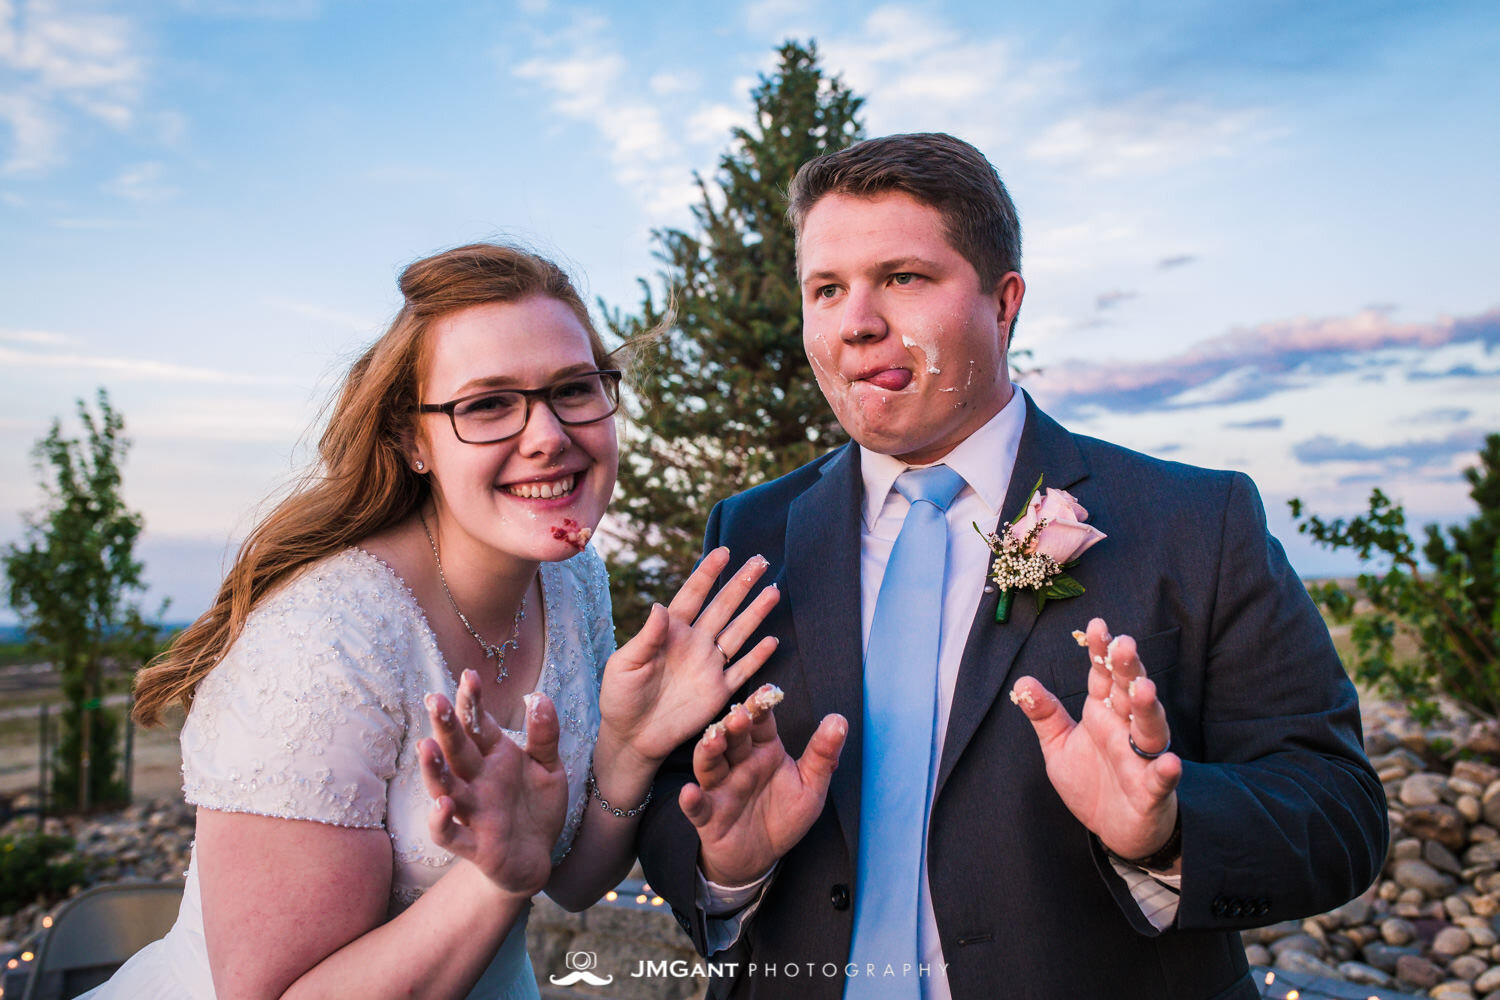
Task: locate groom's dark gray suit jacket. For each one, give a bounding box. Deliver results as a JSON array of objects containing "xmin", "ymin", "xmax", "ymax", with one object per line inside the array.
[{"xmin": 636, "ymin": 396, "xmax": 1387, "ymax": 1000}]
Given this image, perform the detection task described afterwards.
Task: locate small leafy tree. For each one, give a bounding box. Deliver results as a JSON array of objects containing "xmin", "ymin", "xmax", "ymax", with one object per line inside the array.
[
  {"xmin": 4, "ymin": 389, "xmax": 161, "ymax": 810},
  {"xmin": 1290, "ymin": 434, "xmax": 1500, "ymax": 722},
  {"xmin": 603, "ymin": 40, "xmax": 865, "ymax": 636}
]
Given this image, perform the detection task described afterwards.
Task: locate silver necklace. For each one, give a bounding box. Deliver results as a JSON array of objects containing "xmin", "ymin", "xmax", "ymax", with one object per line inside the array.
[{"xmin": 419, "ymin": 511, "xmax": 525, "ymax": 682}]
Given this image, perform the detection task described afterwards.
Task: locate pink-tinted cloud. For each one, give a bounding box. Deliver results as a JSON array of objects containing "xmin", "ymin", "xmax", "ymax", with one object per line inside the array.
[{"xmin": 1022, "ymin": 306, "xmax": 1500, "ymax": 416}]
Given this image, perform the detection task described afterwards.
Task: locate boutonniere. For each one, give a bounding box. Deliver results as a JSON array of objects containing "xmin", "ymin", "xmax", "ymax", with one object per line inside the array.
[{"xmin": 975, "ymin": 475, "xmax": 1107, "ymax": 623}]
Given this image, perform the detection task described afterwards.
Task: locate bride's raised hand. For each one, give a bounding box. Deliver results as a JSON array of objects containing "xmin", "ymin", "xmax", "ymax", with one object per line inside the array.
[
  {"xmin": 598, "ymin": 547, "xmax": 781, "ymax": 767},
  {"xmin": 419, "ymin": 669, "xmax": 570, "ymax": 896}
]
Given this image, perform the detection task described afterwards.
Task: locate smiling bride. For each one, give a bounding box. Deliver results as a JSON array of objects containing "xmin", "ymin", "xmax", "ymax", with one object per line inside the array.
[{"xmin": 82, "ymin": 243, "xmax": 781, "ymax": 1000}]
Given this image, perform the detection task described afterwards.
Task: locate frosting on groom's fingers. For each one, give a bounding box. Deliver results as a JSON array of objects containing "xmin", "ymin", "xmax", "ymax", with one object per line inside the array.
[{"xmin": 1011, "ymin": 676, "xmax": 1076, "ymax": 747}]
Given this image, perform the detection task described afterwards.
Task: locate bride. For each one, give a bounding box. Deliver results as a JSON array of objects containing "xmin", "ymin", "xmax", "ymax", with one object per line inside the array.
[{"xmin": 85, "ymin": 243, "xmax": 780, "ymax": 998}]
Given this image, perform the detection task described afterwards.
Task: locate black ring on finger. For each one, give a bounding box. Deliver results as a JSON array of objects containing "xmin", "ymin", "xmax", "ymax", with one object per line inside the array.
[{"xmin": 1129, "ymin": 734, "xmax": 1170, "ymax": 759}]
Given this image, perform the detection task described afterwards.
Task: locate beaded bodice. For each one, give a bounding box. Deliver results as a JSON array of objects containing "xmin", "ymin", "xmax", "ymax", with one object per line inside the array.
[{"xmin": 180, "ymin": 545, "xmax": 614, "ymax": 907}]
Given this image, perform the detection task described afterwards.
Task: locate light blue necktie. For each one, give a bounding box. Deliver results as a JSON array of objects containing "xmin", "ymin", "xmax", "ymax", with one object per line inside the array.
[{"xmin": 846, "ymin": 464, "xmax": 966, "ymax": 1000}]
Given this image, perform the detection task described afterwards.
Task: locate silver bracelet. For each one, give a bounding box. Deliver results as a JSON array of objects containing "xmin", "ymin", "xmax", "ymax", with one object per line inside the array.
[{"xmin": 587, "ymin": 762, "xmax": 653, "ymax": 818}]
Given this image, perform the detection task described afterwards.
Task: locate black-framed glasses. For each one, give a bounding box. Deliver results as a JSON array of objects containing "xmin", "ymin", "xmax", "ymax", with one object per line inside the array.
[{"xmin": 418, "ymin": 370, "xmax": 622, "ymax": 444}]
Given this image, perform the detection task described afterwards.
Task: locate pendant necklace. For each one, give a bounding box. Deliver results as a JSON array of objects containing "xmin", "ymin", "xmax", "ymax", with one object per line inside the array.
[{"xmin": 419, "ymin": 511, "xmax": 525, "ymax": 682}]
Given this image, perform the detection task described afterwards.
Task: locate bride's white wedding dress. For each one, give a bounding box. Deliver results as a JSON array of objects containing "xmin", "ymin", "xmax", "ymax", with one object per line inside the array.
[{"xmin": 83, "ymin": 546, "xmax": 612, "ymax": 999}]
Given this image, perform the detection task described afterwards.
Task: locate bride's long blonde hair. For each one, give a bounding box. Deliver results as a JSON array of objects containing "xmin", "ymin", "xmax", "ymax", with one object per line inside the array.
[{"xmin": 133, "ymin": 243, "xmax": 614, "ymax": 725}]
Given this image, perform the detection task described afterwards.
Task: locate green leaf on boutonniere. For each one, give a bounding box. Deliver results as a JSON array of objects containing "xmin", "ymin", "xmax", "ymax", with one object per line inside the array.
[
  {"xmin": 1008, "ymin": 473, "xmax": 1044, "ymax": 527},
  {"xmin": 1044, "ymin": 574, "xmax": 1085, "ymax": 600}
]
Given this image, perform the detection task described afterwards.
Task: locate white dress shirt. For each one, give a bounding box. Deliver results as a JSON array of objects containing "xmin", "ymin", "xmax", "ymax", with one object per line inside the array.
[{"xmin": 699, "ymin": 390, "xmax": 1180, "ymax": 995}]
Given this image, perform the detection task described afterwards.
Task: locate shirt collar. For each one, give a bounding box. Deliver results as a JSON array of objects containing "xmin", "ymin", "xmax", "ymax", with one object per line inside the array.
[{"xmin": 858, "ymin": 388, "xmax": 1028, "ymax": 530}]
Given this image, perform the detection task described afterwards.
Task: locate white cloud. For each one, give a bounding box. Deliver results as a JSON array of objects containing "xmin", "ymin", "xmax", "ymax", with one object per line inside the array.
[
  {"xmin": 1024, "ymin": 99, "xmax": 1268, "ymax": 177},
  {"xmin": 103, "ymin": 160, "xmax": 175, "ymax": 201},
  {"xmin": 510, "ymin": 11, "xmax": 730, "ymax": 219},
  {"xmin": 266, "ymin": 297, "xmax": 381, "ymax": 334},
  {"xmin": 0, "ymin": 344, "xmax": 303, "ymax": 385},
  {"xmin": 0, "ymin": 0, "xmax": 147, "ymax": 172},
  {"xmin": 0, "ymin": 326, "xmax": 71, "ymax": 345}
]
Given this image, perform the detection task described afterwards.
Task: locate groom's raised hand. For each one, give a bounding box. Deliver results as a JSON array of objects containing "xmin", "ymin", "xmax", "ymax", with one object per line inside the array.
[
  {"xmin": 679, "ymin": 688, "xmax": 847, "ymax": 887},
  {"xmin": 1010, "ymin": 617, "xmax": 1183, "ymax": 870}
]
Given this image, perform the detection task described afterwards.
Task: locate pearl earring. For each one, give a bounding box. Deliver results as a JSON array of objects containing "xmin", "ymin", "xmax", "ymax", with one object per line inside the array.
[{"xmin": 414, "ymin": 460, "xmax": 425, "ymax": 472}]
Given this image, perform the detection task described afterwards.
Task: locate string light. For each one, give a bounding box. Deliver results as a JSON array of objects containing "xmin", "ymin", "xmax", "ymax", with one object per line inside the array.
[
  {"xmin": 604, "ymin": 890, "xmax": 618, "ymax": 902},
  {"xmin": 41, "ymin": 916, "xmax": 53, "ymax": 928},
  {"xmin": 635, "ymin": 894, "xmax": 648, "ymax": 904},
  {"xmin": 19, "ymin": 953, "xmax": 32, "ymax": 963},
  {"xmin": 1264, "ymin": 972, "xmax": 1275, "ymax": 985}
]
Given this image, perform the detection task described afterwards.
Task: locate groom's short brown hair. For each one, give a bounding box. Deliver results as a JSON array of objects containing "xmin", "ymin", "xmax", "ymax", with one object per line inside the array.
[{"xmin": 787, "ymin": 132, "xmax": 1022, "ymax": 292}]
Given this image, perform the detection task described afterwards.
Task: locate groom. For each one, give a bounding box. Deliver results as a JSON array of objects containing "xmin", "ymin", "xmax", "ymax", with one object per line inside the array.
[{"xmin": 635, "ymin": 132, "xmax": 1387, "ymax": 1000}]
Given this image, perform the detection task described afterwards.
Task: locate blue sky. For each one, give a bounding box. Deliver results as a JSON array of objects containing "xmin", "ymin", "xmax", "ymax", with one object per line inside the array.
[{"xmin": 2, "ymin": 0, "xmax": 1498, "ymax": 623}]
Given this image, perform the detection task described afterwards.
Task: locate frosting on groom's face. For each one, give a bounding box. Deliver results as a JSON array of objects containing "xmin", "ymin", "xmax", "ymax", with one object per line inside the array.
[{"xmin": 799, "ymin": 190, "xmax": 1021, "ymax": 464}]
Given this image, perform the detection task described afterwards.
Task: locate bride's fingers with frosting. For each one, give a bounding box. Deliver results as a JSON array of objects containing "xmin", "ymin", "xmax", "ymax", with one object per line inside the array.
[
  {"xmin": 695, "ymin": 554, "xmax": 773, "ymax": 639},
  {"xmin": 521, "ymin": 693, "xmax": 561, "ymax": 769},
  {"xmin": 427, "ymin": 794, "xmax": 478, "ymax": 857},
  {"xmin": 454, "ymin": 669, "xmax": 502, "ymax": 752},
  {"xmin": 425, "ymin": 691, "xmax": 484, "ymax": 779}
]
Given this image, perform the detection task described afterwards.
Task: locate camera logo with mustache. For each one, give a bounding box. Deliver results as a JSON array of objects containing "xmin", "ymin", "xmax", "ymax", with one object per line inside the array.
[{"xmin": 549, "ymin": 950, "xmax": 615, "ymax": 986}]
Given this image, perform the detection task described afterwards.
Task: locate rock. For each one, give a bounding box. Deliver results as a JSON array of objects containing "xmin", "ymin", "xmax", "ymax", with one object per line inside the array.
[
  {"xmin": 1452, "ymin": 955, "xmax": 1490, "ymax": 982},
  {"xmin": 1472, "ymin": 925, "xmax": 1499, "ymax": 948},
  {"xmin": 1464, "ymin": 795, "xmax": 1485, "ymax": 824},
  {"xmin": 1476, "ymin": 966, "xmax": 1500, "ymax": 993},
  {"xmin": 1373, "ymin": 747, "xmax": 1428, "ymax": 776},
  {"xmin": 1363, "ymin": 941, "xmax": 1421, "ymax": 972},
  {"xmin": 1435, "ymin": 926, "xmax": 1477, "ymax": 958},
  {"xmin": 1475, "ymin": 825, "xmax": 1500, "ymax": 843},
  {"xmin": 1405, "ymin": 803, "xmax": 1470, "ymax": 851},
  {"xmin": 1476, "ymin": 896, "xmax": 1500, "ymax": 918},
  {"xmin": 1451, "ymin": 895, "xmax": 1478, "ymax": 919},
  {"xmin": 1430, "ymin": 982, "xmax": 1478, "ymax": 999},
  {"xmin": 1483, "ymin": 783, "xmax": 1500, "ymax": 829},
  {"xmin": 1430, "ymin": 840, "xmax": 1467, "ymax": 875},
  {"xmin": 1273, "ymin": 949, "xmax": 1343, "ymax": 979},
  {"xmin": 1249, "ymin": 919, "xmax": 1304, "ymax": 945},
  {"xmin": 1456, "ymin": 777, "xmax": 1490, "ymax": 798},
  {"xmin": 1382, "ymin": 917, "xmax": 1417, "ymax": 945},
  {"xmin": 1394, "ymin": 858, "xmax": 1459, "ymax": 898},
  {"xmin": 1469, "ymin": 843, "xmax": 1500, "ymax": 867},
  {"xmin": 1268, "ymin": 932, "xmax": 1322, "ymax": 957},
  {"xmin": 1327, "ymin": 896, "xmax": 1372, "ymax": 927},
  {"xmin": 1403, "ymin": 773, "xmax": 1448, "ymax": 806},
  {"xmin": 1338, "ymin": 960, "xmax": 1394, "ymax": 987},
  {"xmin": 1394, "ymin": 837, "xmax": 1425, "ymax": 860},
  {"xmin": 1455, "ymin": 761, "xmax": 1500, "ymax": 787},
  {"xmin": 1464, "ymin": 721, "xmax": 1500, "ymax": 757},
  {"xmin": 1243, "ymin": 943, "xmax": 1271, "ymax": 966},
  {"xmin": 1380, "ymin": 879, "xmax": 1402, "ymax": 901},
  {"xmin": 1397, "ymin": 953, "xmax": 1445, "ymax": 989}
]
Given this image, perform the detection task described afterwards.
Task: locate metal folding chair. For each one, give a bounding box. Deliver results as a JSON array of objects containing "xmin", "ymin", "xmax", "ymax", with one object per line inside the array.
[{"xmin": 18, "ymin": 880, "xmax": 184, "ymax": 1000}]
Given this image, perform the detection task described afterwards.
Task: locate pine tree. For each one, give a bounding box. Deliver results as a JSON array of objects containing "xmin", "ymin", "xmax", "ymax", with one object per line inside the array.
[
  {"xmin": 603, "ymin": 41, "xmax": 865, "ymax": 636},
  {"xmin": 1424, "ymin": 433, "xmax": 1500, "ymax": 640}
]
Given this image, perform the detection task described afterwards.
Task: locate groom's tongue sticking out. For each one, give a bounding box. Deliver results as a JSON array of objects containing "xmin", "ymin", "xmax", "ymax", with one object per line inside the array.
[{"xmin": 797, "ymin": 189, "xmax": 1025, "ymax": 465}]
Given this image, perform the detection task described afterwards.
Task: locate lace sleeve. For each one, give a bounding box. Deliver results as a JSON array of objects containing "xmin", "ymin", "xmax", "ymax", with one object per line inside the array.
[{"xmin": 180, "ymin": 562, "xmax": 408, "ymax": 829}]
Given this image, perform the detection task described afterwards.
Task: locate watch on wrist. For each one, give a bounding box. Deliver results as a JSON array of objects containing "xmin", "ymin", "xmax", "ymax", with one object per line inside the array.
[{"xmin": 1106, "ymin": 808, "xmax": 1182, "ymax": 872}]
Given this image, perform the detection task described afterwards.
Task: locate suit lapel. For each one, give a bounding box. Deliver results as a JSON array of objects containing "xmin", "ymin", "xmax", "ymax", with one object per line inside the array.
[
  {"xmin": 935, "ymin": 395, "xmax": 1089, "ymax": 799},
  {"xmin": 785, "ymin": 443, "xmax": 866, "ymax": 861}
]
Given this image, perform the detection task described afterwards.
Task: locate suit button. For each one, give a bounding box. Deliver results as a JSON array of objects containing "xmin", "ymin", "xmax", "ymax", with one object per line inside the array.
[
  {"xmin": 831, "ymin": 884, "xmax": 851, "ymax": 910},
  {"xmin": 1211, "ymin": 896, "xmax": 1229, "ymax": 917}
]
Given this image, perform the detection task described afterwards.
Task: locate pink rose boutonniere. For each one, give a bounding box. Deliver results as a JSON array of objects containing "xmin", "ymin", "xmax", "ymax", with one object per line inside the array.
[{"xmin": 976, "ymin": 475, "xmax": 1107, "ymax": 623}]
